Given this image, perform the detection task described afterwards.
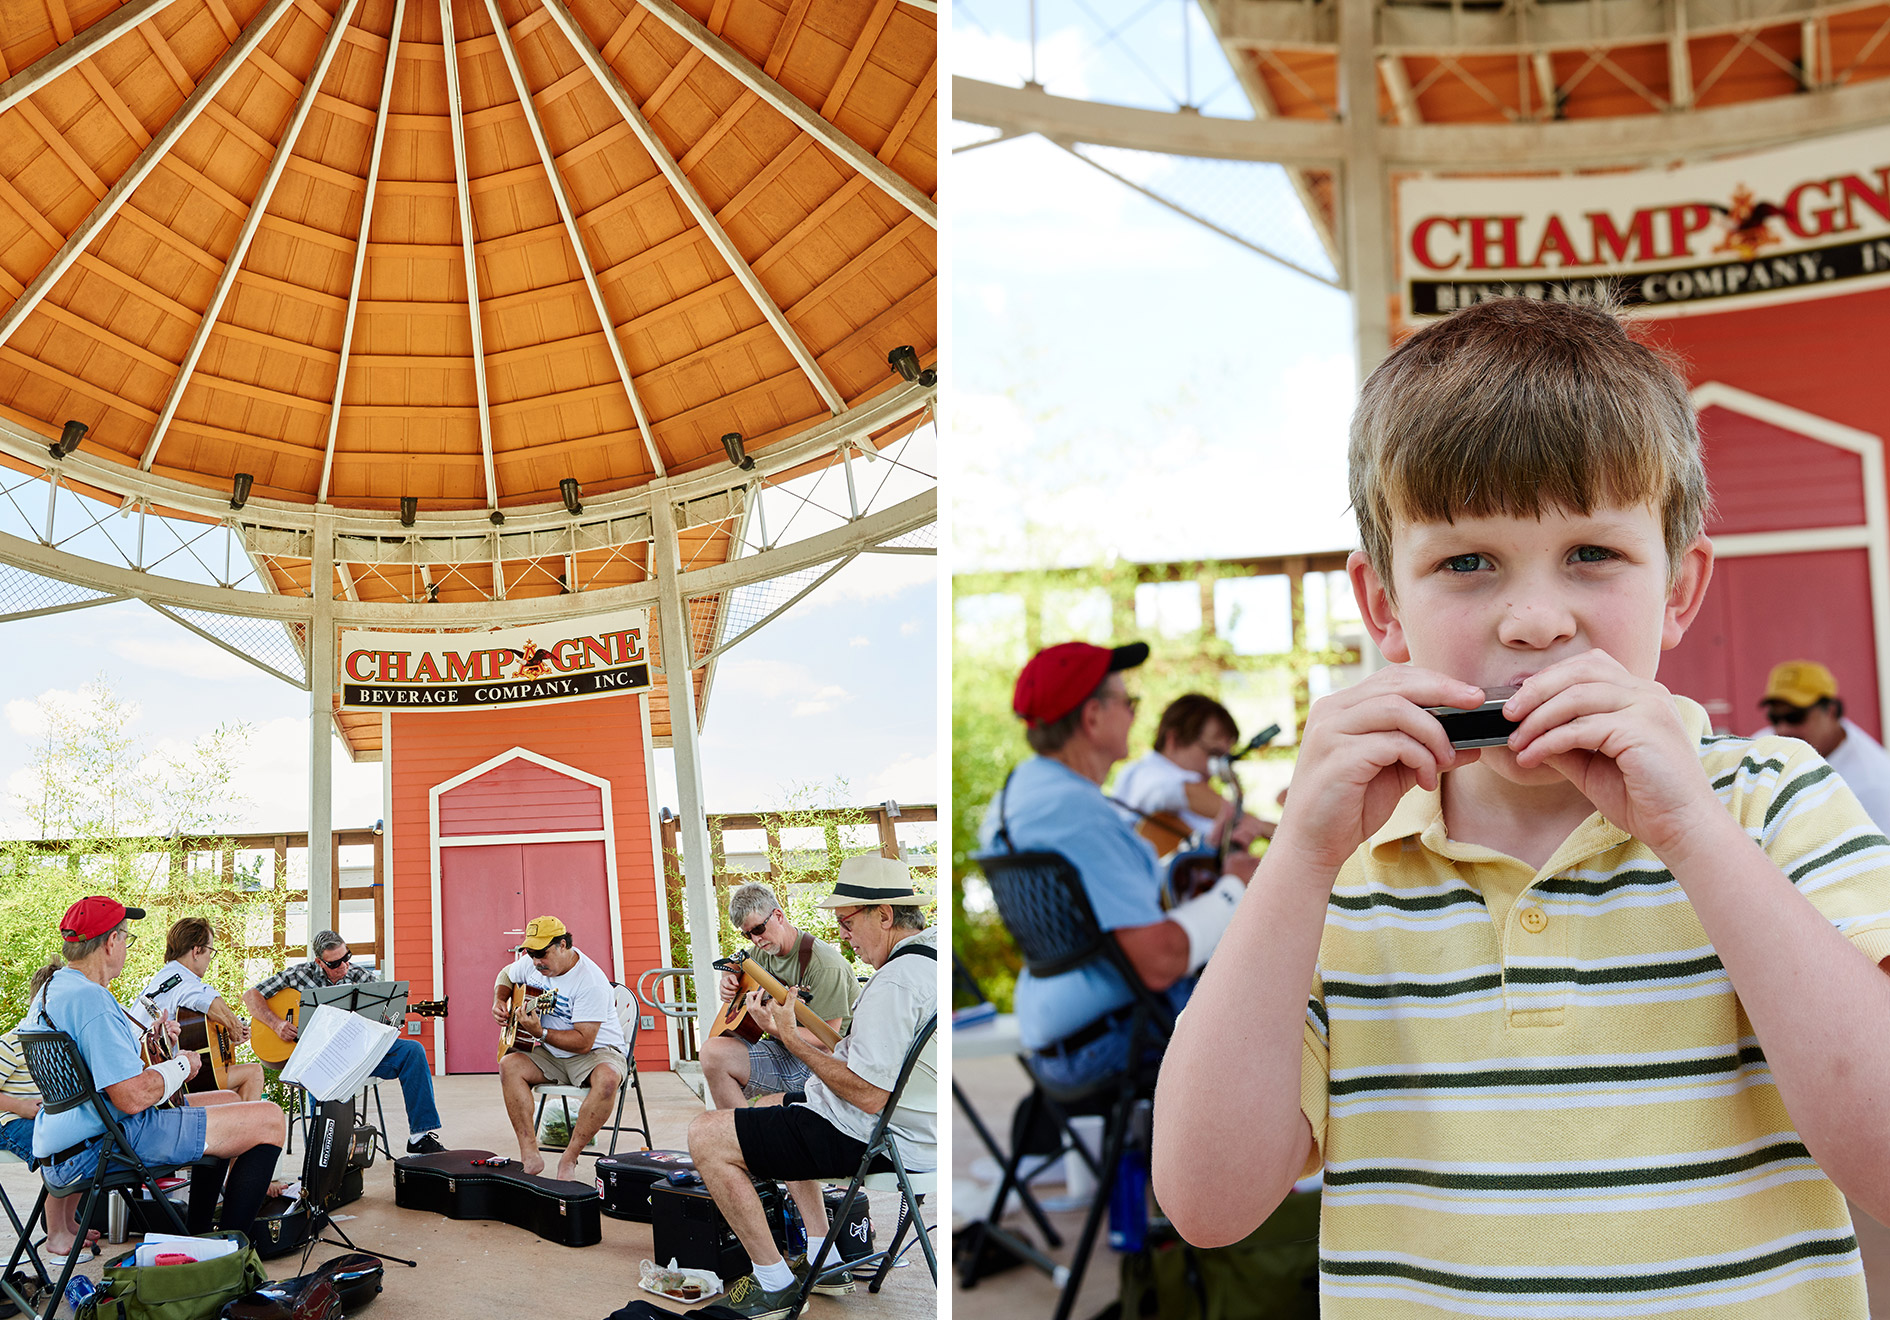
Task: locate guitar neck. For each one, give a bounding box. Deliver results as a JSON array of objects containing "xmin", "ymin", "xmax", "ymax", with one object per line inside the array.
[{"xmin": 730, "ymin": 955, "xmax": 841, "ymax": 1049}]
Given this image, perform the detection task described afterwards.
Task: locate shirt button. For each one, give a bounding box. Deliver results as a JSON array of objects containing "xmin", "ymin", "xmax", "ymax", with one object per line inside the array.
[{"xmin": 1520, "ymin": 907, "xmax": 1548, "ymax": 934}]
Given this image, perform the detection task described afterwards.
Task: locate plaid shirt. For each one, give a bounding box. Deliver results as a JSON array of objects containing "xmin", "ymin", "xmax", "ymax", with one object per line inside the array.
[{"xmin": 252, "ymin": 959, "xmax": 378, "ymax": 999}]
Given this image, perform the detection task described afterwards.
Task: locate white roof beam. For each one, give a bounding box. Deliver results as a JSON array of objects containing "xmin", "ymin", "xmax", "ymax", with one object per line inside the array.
[
  {"xmin": 319, "ymin": 0, "xmax": 408, "ymax": 503},
  {"xmin": 542, "ymin": 0, "xmax": 845, "ymax": 415},
  {"xmin": 440, "ymin": 0, "xmax": 500, "ymax": 511},
  {"xmin": 0, "ymin": 0, "xmax": 296, "ymax": 350},
  {"xmin": 140, "ymin": 0, "xmax": 362, "ymax": 472},
  {"xmin": 1379, "ymin": 54, "xmax": 1422, "ymax": 124},
  {"xmin": 1670, "ymin": 0, "xmax": 1695, "ymax": 109},
  {"xmin": 615, "ymin": 0, "xmax": 935, "ymax": 229},
  {"xmin": 0, "ymin": 0, "xmax": 192, "ymax": 114},
  {"xmin": 482, "ymin": 0, "xmax": 666, "ymax": 478}
]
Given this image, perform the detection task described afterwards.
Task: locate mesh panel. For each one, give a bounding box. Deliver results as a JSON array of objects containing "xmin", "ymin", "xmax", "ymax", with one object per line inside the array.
[
  {"xmin": 978, "ymin": 851, "xmax": 1104, "ymax": 973},
  {"xmin": 688, "ymin": 562, "xmax": 833, "ymax": 664},
  {"xmin": 164, "ymin": 607, "xmax": 309, "ymax": 686},
  {"xmin": 882, "ymin": 524, "xmax": 937, "ymax": 550},
  {"xmin": 0, "ymin": 562, "xmax": 117, "ymax": 619},
  {"xmin": 19, "ymin": 1031, "xmax": 93, "ymax": 1112},
  {"xmin": 1072, "ymin": 145, "xmax": 1338, "ymax": 281}
]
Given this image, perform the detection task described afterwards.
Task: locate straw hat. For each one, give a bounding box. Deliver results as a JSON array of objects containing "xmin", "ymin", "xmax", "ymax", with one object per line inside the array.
[{"xmin": 816, "ymin": 855, "xmax": 934, "ymax": 908}]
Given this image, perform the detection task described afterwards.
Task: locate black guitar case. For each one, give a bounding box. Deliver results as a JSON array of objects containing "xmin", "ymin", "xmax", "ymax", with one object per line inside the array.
[
  {"xmin": 392, "ymin": 1150, "xmax": 602, "ymax": 1248},
  {"xmin": 595, "ymin": 1149, "xmax": 693, "ymax": 1221},
  {"xmin": 219, "ymin": 1251, "xmax": 384, "ymax": 1318}
]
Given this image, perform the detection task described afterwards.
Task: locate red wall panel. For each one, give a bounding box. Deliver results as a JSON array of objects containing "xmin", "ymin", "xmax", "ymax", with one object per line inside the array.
[
  {"xmin": 437, "ymin": 757, "xmax": 606, "ymax": 835},
  {"xmin": 387, "ymin": 696, "xmax": 666, "ymax": 1073},
  {"xmin": 1697, "ymin": 406, "xmax": 1867, "ymax": 535}
]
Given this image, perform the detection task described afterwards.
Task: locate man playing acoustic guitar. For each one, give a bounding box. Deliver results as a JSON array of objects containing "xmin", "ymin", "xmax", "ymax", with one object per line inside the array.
[
  {"xmin": 243, "ymin": 930, "xmax": 447, "ymax": 1156},
  {"xmin": 137, "ymin": 917, "xmax": 264, "ymax": 1102},
  {"xmin": 490, "ymin": 916, "xmax": 625, "ymax": 1181},
  {"xmin": 702, "ymin": 883, "xmax": 859, "ymax": 1111}
]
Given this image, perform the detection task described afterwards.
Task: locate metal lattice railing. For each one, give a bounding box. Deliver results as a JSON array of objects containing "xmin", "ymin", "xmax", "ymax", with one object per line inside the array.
[
  {"xmin": 881, "ymin": 524, "xmax": 937, "ymax": 550},
  {"xmin": 0, "ymin": 562, "xmax": 119, "ymax": 621},
  {"xmin": 688, "ymin": 562, "xmax": 836, "ymax": 666}
]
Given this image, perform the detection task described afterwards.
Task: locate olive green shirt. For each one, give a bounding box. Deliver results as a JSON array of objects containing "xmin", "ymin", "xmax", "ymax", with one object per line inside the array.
[{"xmin": 748, "ymin": 931, "xmax": 860, "ymax": 1032}]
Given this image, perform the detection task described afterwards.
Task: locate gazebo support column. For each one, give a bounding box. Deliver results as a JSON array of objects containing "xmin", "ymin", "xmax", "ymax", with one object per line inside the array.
[{"xmin": 309, "ymin": 510, "xmax": 336, "ymax": 947}]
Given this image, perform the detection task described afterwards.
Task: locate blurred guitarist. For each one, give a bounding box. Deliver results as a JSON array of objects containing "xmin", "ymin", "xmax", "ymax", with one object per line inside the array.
[
  {"xmin": 243, "ymin": 930, "xmax": 448, "ymax": 1156},
  {"xmin": 702, "ymin": 883, "xmax": 859, "ymax": 1112},
  {"xmin": 137, "ymin": 917, "xmax": 264, "ymax": 1102},
  {"xmin": 1113, "ymin": 694, "xmax": 1273, "ymax": 855},
  {"xmin": 490, "ymin": 916, "xmax": 625, "ymax": 1181}
]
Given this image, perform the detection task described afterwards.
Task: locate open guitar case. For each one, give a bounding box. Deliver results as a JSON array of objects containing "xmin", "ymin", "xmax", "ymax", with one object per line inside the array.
[{"xmin": 252, "ymin": 1099, "xmax": 377, "ymax": 1260}]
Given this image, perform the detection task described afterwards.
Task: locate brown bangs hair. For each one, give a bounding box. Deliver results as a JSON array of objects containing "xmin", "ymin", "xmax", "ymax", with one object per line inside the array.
[{"xmin": 1349, "ymin": 297, "xmax": 1709, "ymax": 594}]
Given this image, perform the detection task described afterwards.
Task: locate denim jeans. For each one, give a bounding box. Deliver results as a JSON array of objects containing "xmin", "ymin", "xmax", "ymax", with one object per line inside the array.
[
  {"xmin": 370, "ymin": 1037, "xmax": 441, "ymax": 1134},
  {"xmin": 1028, "ymin": 1014, "xmax": 1138, "ymax": 1094}
]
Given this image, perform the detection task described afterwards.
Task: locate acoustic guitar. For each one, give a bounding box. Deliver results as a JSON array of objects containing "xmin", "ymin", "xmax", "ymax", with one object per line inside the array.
[
  {"xmin": 497, "ymin": 983, "xmax": 557, "ymax": 1066},
  {"xmin": 708, "ymin": 953, "xmax": 842, "ymax": 1050},
  {"xmin": 175, "ymin": 1009, "xmax": 239, "ymax": 1093},
  {"xmin": 252, "ymin": 988, "xmax": 448, "ymax": 1066}
]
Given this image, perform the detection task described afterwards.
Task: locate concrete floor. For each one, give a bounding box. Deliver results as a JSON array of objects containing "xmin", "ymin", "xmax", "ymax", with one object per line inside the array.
[
  {"xmin": 0, "ymin": 1068, "xmax": 937, "ymax": 1319},
  {"xmin": 952, "ymin": 1052, "xmax": 1890, "ymax": 1320}
]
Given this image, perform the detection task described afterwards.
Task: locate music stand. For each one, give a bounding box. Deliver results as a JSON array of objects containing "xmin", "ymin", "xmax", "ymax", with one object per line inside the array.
[
  {"xmin": 303, "ymin": 981, "xmax": 409, "ymax": 1027},
  {"xmin": 299, "ymin": 1099, "xmax": 416, "ymax": 1270}
]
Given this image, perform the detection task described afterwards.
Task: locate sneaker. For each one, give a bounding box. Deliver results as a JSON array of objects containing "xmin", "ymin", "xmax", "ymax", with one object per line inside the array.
[
  {"xmin": 405, "ymin": 1133, "xmax": 446, "ymax": 1155},
  {"xmin": 722, "ymin": 1275, "xmax": 798, "ymax": 1319},
  {"xmin": 790, "ymin": 1253, "xmax": 856, "ymax": 1296}
]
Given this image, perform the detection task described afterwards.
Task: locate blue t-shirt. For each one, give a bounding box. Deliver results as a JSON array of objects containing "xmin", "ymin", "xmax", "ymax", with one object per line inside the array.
[
  {"xmin": 978, "ymin": 756, "xmax": 1193, "ymax": 1050},
  {"xmin": 29, "ymin": 968, "xmax": 148, "ymax": 1158}
]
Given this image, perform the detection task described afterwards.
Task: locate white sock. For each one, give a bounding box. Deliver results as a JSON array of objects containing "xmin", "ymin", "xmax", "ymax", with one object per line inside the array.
[{"xmin": 753, "ymin": 1260, "xmax": 795, "ymax": 1292}]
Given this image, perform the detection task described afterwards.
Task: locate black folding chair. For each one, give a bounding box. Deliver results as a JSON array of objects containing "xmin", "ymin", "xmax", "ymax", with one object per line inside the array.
[
  {"xmin": 788, "ymin": 1012, "xmax": 938, "ymax": 1318},
  {"xmin": 973, "ymin": 841, "xmax": 1177, "ymax": 1320},
  {"xmin": 2, "ymin": 1029, "xmax": 198, "ymax": 1319}
]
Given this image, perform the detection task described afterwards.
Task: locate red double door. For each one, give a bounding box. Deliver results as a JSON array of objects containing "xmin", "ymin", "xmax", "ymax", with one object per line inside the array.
[{"xmin": 440, "ymin": 839, "xmax": 617, "ymax": 1074}]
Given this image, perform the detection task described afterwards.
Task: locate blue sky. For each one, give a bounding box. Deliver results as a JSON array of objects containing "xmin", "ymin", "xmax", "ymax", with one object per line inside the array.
[
  {"xmin": 0, "ymin": 457, "xmax": 937, "ymax": 837},
  {"xmin": 951, "ymin": 5, "xmax": 1361, "ymax": 572}
]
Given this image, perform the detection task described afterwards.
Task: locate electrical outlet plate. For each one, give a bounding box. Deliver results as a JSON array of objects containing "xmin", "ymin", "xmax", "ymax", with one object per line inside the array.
[
  {"xmin": 640, "ymin": 1015, "xmax": 655, "ymax": 1031},
  {"xmin": 408, "ymin": 1020, "xmax": 422, "ymax": 1035}
]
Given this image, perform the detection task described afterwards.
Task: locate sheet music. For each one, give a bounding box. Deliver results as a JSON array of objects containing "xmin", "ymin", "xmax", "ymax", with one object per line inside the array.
[{"xmin": 280, "ymin": 1005, "xmax": 397, "ymax": 1101}]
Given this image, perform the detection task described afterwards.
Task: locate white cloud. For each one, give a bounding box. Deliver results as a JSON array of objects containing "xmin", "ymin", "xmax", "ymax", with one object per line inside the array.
[
  {"xmin": 109, "ymin": 633, "xmax": 255, "ymax": 681},
  {"xmin": 791, "ymin": 684, "xmax": 850, "ymax": 718},
  {"xmin": 711, "ymin": 657, "xmax": 810, "ymax": 700},
  {"xmin": 848, "ymin": 636, "xmax": 870, "ymax": 648},
  {"xmin": 856, "ymin": 751, "xmax": 939, "ymax": 805},
  {"xmin": 899, "ymin": 620, "xmax": 920, "ymax": 637}
]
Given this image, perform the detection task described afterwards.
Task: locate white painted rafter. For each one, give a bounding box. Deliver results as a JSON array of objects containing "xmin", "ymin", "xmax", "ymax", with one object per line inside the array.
[
  {"xmin": 1379, "ymin": 54, "xmax": 1421, "ymax": 124},
  {"xmin": 620, "ymin": 0, "xmax": 935, "ymax": 229},
  {"xmin": 482, "ymin": 0, "xmax": 666, "ymax": 478},
  {"xmin": 0, "ymin": 0, "xmax": 296, "ymax": 350},
  {"xmin": 0, "ymin": 0, "xmax": 191, "ymax": 115},
  {"xmin": 140, "ymin": 0, "xmax": 363, "ymax": 472},
  {"xmin": 440, "ymin": 0, "xmax": 500, "ymax": 510},
  {"xmin": 319, "ymin": 0, "xmax": 408, "ymax": 503},
  {"xmin": 541, "ymin": 0, "xmax": 845, "ymax": 415}
]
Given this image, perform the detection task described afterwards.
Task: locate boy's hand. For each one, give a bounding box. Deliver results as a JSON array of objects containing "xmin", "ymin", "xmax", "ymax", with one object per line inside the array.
[
  {"xmin": 1272, "ymin": 667, "xmax": 1484, "ymax": 877},
  {"xmin": 1503, "ymin": 649, "xmax": 1724, "ymax": 855}
]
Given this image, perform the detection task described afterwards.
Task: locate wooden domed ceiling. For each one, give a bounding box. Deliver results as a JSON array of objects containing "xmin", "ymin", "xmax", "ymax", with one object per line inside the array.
[{"xmin": 0, "ymin": 0, "xmax": 937, "ymax": 516}]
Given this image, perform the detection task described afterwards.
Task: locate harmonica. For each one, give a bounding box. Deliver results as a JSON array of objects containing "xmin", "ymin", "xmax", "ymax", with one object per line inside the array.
[{"xmin": 1425, "ymin": 685, "xmax": 1521, "ymax": 749}]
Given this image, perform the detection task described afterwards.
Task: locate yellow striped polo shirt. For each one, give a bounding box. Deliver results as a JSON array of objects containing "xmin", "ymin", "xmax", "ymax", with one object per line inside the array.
[
  {"xmin": 0, "ymin": 1030, "xmax": 35, "ymax": 1127},
  {"xmin": 1299, "ymin": 696, "xmax": 1890, "ymax": 1318}
]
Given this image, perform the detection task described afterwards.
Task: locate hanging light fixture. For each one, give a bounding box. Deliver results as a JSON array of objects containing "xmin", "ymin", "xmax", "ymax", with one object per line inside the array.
[
  {"xmin": 229, "ymin": 473, "xmax": 253, "ymax": 511},
  {"xmin": 560, "ymin": 477, "xmax": 583, "ymax": 516},
  {"xmin": 721, "ymin": 432, "xmax": 755, "ymax": 471},
  {"xmin": 886, "ymin": 345, "xmax": 936, "ymax": 388},
  {"xmin": 48, "ymin": 419, "xmax": 87, "ymax": 461},
  {"xmin": 399, "ymin": 496, "xmax": 418, "ymax": 528}
]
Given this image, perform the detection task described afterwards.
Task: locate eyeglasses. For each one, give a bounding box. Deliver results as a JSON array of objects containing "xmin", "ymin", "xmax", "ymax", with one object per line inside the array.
[
  {"xmin": 1097, "ymin": 690, "xmax": 1140, "ymax": 715},
  {"xmin": 319, "ymin": 952, "xmax": 351, "ymax": 970},
  {"xmin": 120, "ymin": 931, "xmax": 138, "ymax": 948},
  {"xmin": 1767, "ymin": 705, "xmax": 1815, "ymax": 727}
]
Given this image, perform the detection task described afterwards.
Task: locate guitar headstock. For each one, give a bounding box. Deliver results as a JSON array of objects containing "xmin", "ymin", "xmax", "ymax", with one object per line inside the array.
[{"xmin": 410, "ymin": 999, "xmax": 448, "ymax": 1018}]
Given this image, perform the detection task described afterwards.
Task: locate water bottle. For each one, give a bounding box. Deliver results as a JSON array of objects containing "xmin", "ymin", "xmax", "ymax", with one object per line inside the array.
[
  {"xmin": 1107, "ymin": 1146, "xmax": 1148, "ymax": 1252},
  {"xmin": 782, "ymin": 1193, "xmax": 807, "ymax": 1256},
  {"xmin": 64, "ymin": 1275, "xmax": 95, "ymax": 1311}
]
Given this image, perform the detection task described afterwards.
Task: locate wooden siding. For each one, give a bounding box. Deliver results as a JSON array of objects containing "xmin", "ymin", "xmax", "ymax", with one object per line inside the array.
[
  {"xmin": 437, "ymin": 756, "xmax": 606, "ymax": 835},
  {"xmin": 389, "ymin": 694, "xmax": 665, "ymax": 1071}
]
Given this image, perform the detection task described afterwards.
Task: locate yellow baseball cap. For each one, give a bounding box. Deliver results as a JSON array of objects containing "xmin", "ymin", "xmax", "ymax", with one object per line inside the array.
[
  {"xmin": 516, "ymin": 915, "xmax": 568, "ymax": 952},
  {"xmin": 1762, "ymin": 661, "xmax": 1839, "ymax": 709}
]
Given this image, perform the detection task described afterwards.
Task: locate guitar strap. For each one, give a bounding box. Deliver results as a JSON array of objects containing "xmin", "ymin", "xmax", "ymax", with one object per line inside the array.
[
  {"xmin": 796, "ymin": 931, "xmax": 813, "ymax": 987},
  {"xmin": 883, "ymin": 941, "xmax": 937, "ymax": 966}
]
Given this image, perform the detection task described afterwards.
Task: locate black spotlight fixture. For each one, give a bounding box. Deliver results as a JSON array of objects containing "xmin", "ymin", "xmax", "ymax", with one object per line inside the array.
[
  {"xmin": 721, "ymin": 432, "xmax": 755, "ymax": 471},
  {"xmin": 229, "ymin": 472, "xmax": 253, "ymax": 511},
  {"xmin": 489, "ymin": 509, "xmax": 505, "ymax": 526},
  {"xmin": 48, "ymin": 419, "xmax": 87, "ymax": 461},
  {"xmin": 887, "ymin": 344, "xmax": 937, "ymax": 388},
  {"xmin": 426, "ymin": 581, "xmax": 439, "ymax": 603},
  {"xmin": 399, "ymin": 496, "xmax": 418, "ymax": 528},
  {"xmin": 560, "ymin": 477, "xmax": 583, "ymax": 516}
]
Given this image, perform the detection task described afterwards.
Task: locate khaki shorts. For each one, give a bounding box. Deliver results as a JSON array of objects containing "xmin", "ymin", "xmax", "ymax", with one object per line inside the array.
[{"xmin": 528, "ymin": 1043, "xmax": 626, "ymax": 1088}]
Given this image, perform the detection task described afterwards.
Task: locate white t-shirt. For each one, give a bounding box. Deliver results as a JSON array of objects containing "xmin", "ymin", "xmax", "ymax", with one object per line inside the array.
[
  {"xmin": 503, "ymin": 951, "xmax": 625, "ymax": 1058},
  {"xmin": 801, "ymin": 926, "xmax": 937, "ymax": 1171},
  {"xmin": 138, "ymin": 960, "xmax": 219, "ymax": 1017},
  {"xmin": 1112, "ymin": 750, "xmax": 1215, "ymax": 837},
  {"xmin": 1829, "ymin": 719, "xmax": 1890, "ymax": 835}
]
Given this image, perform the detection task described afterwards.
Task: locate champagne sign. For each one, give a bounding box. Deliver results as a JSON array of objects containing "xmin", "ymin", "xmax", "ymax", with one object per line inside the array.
[{"xmin": 339, "ymin": 608, "xmax": 652, "ymax": 711}]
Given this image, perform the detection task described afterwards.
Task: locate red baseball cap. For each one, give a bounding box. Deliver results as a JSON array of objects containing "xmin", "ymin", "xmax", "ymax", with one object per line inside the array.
[
  {"xmin": 1012, "ymin": 641, "xmax": 1149, "ymax": 727},
  {"xmin": 59, "ymin": 896, "xmax": 145, "ymax": 941}
]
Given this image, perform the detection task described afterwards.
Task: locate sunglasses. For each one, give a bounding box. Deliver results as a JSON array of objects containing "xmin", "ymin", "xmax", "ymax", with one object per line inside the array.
[
  {"xmin": 741, "ymin": 915, "xmax": 774, "ymax": 941},
  {"xmin": 1767, "ymin": 705, "xmax": 1815, "ymax": 726},
  {"xmin": 319, "ymin": 952, "xmax": 351, "ymax": 970}
]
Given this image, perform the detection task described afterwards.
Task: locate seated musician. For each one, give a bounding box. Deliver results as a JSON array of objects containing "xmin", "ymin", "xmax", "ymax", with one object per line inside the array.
[
  {"xmin": 30, "ymin": 898, "xmax": 286, "ymax": 1240},
  {"xmin": 1113, "ymin": 693, "xmax": 1273, "ymax": 853},
  {"xmin": 978, "ymin": 642, "xmax": 1256, "ymax": 1092},
  {"xmin": 136, "ymin": 917, "xmax": 264, "ymax": 1102},
  {"xmin": 688, "ymin": 857, "xmax": 937, "ymax": 1320},
  {"xmin": 242, "ymin": 930, "xmax": 447, "ymax": 1156},
  {"xmin": 702, "ymin": 882, "xmax": 860, "ymax": 1110},
  {"xmin": 490, "ymin": 916, "xmax": 625, "ymax": 1182}
]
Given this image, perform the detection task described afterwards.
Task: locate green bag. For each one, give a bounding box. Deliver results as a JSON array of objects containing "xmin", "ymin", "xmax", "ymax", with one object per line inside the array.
[
  {"xmin": 1120, "ymin": 1190, "xmax": 1321, "ymax": 1320},
  {"xmin": 82, "ymin": 1231, "xmax": 266, "ymax": 1320}
]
